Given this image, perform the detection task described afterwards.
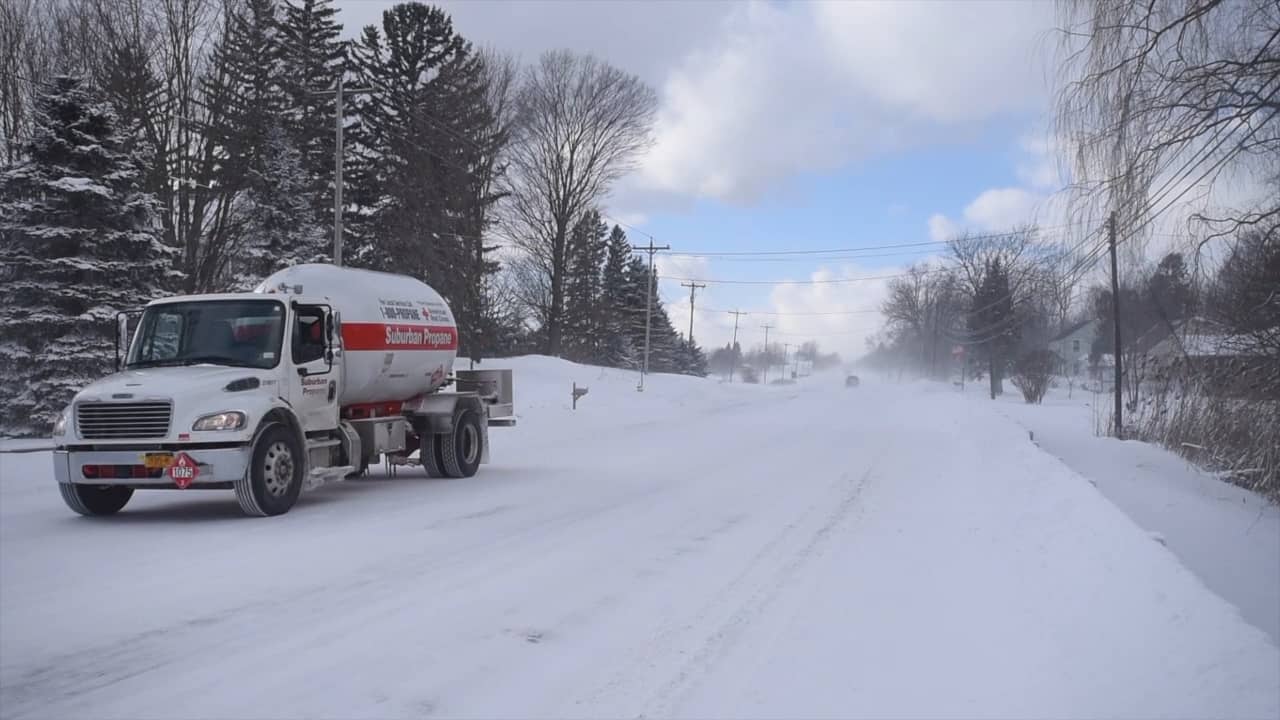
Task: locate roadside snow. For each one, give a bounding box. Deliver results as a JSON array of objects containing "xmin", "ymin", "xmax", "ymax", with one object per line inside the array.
[
  {"xmin": 981, "ymin": 383, "xmax": 1280, "ymax": 646},
  {"xmin": 2, "ymin": 357, "xmax": 1277, "ymax": 719}
]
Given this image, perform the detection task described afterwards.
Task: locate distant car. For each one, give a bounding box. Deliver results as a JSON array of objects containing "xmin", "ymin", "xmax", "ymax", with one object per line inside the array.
[{"xmin": 845, "ymin": 374, "xmax": 860, "ymax": 388}]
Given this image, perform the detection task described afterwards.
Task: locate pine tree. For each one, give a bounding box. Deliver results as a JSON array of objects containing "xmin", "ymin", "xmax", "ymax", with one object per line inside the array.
[
  {"xmin": 677, "ymin": 338, "xmax": 709, "ymax": 377},
  {"xmin": 599, "ymin": 225, "xmax": 635, "ymax": 367},
  {"xmin": 348, "ymin": 3, "xmax": 500, "ymax": 356},
  {"xmin": 278, "ymin": 0, "xmax": 346, "ymax": 228},
  {"xmin": 228, "ymin": 124, "xmax": 328, "ymax": 289},
  {"xmin": 971, "ymin": 258, "xmax": 1018, "ymax": 398},
  {"xmin": 205, "ymin": 0, "xmax": 288, "ymax": 190},
  {"xmin": 0, "ymin": 76, "xmax": 176, "ymax": 435},
  {"xmin": 563, "ymin": 209, "xmax": 607, "ymax": 363},
  {"xmin": 206, "ymin": 0, "xmax": 324, "ymax": 289},
  {"xmin": 620, "ymin": 258, "xmax": 682, "ymax": 373}
]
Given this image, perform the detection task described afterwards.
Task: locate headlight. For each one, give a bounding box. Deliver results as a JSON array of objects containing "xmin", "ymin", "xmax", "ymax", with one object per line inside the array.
[
  {"xmin": 52, "ymin": 407, "xmax": 70, "ymax": 436},
  {"xmin": 192, "ymin": 411, "xmax": 246, "ymax": 432}
]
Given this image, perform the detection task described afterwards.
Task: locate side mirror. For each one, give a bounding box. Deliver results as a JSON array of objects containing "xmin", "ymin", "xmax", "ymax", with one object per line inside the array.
[{"xmin": 115, "ymin": 312, "xmax": 131, "ymax": 371}]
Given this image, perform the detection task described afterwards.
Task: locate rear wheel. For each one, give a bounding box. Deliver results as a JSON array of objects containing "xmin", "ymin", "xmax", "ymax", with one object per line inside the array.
[
  {"xmin": 235, "ymin": 424, "xmax": 303, "ymax": 517},
  {"xmin": 441, "ymin": 406, "xmax": 483, "ymax": 478},
  {"xmin": 59, "ymin": 484, "xmax": 133, "ymax": 516},
  {"xmin": 421, "ymin": 432, "xmax": 447, "ymax": 478}
]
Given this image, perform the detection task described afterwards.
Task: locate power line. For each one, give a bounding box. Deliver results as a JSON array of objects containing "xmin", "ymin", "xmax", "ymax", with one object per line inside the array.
[
  {"xmin": 672, "ymin": 226, "xmax": 1083, "ymax": 257},
  {"xmin": 661, "ymin": 268, "xmax": 949, "ymax": 286},
  {"xmin": 601, "ymin": 214, "xmax": 655, "ymax": 242},
  {"xmin": 696, "ymin": 306, "xmax": 881, "ymax": 316}
]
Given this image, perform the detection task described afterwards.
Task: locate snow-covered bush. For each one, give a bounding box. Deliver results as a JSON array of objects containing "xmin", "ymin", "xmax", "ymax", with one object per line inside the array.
[{"xmin": 1011, "ymin": 349, "xmax": 1055, "ymax": 404}]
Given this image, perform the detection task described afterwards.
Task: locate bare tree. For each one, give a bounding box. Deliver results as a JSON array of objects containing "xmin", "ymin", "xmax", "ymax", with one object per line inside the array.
[
  {"xmin": 1055, "ymin": 0, "xmax": 1280, "ymax": 259},
  {"xmin": 0, "ymin": 0, "xmax": 57, "ymax": 163},
  {"xmin": 503, "ymin": 49, "xmax": 656, "ymax": 356},
  {"xmin": 881, "ymin": 263, "xmax": 965, "ymax": 378}
]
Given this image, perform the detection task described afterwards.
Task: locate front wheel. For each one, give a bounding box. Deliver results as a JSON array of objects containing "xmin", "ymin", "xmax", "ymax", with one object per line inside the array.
[
  {"xmin": 235, "ymin": 424, "xmax": 303, "ymax": 517},
  {"xmin": 59, "ymin": 484, "xmax": 133, "ymax": 516}
]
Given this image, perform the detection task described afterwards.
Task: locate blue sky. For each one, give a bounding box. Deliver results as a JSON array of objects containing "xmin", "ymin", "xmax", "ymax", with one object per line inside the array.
[{"xmin": 337, "ymin": 0, "xmax": 1064, "ymax": 357}]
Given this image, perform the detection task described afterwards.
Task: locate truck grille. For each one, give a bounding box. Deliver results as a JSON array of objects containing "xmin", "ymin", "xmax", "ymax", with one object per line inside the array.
[{"xmin": 77, "ymin": 402, "xmax": 172, "ymax": 439}]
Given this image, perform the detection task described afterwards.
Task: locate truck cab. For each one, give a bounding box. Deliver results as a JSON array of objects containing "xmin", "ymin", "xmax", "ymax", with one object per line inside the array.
[{"xmin": 51, "ymin": 293, "xmax": 340, "ymax": 513}]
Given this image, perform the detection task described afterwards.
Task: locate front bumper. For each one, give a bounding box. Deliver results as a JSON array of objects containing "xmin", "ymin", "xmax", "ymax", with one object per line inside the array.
[{"xmin": 53, "ymin": 445, "xmax": 251, "ymax": 488}]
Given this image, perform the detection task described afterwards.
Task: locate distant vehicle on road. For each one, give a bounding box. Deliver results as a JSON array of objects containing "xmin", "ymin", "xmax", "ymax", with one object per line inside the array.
[{"xmin": 845, "ymin": 374, "xmax": 860, "ymax": 388}]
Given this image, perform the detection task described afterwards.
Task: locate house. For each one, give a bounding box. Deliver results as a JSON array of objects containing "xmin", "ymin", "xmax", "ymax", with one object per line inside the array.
[{"xmin": 1048, "ymin": 318, "xmax": 1099, "ymax": 378}]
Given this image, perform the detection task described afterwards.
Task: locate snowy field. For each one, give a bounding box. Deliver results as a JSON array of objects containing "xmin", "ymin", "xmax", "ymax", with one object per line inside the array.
[{"xmin": 2, "ymin": 356, "xmax": 1278, "ymax": 719}]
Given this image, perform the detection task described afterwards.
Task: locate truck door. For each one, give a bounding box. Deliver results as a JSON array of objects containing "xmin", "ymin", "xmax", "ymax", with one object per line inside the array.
[{"xmin": 289, "ymin": 304, "xmax": 340, "ymax": 433}]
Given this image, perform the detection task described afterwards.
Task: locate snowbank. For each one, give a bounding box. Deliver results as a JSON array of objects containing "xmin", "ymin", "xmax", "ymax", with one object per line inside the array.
[{"xmin": 983, "ymin": 384, "xmax": 1280, "ymax": 646}]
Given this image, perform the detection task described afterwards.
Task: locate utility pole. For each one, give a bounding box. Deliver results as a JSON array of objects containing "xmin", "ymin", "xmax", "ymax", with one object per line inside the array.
[
  {"xmin": 1108, "ymin": 211, "xmax": 1123, "ymax": 439},
  {"xmin": 727, "ymin": 310, "xmax": 746, "ymax": 382},
  {"xmin": 782, "ymin": 343, "xmax": 790, "ymax": 380},
  {"xmin": 680, "ymin": 281, "xmax": 706, "ymax": 344},
  {"xmin": 310, "ymin": 75, "xmax": 374, "ymax": 267},
  {"xmin": 635, "ymin": 239, "xmax": 671, "ymax": 392},
  {"xmin": 333, "ymin": 75, "xmax": 344, "ymax": 265},
  {"xmin": 761, "ymin": 323, "xmax": 773, "ymax": 384}
]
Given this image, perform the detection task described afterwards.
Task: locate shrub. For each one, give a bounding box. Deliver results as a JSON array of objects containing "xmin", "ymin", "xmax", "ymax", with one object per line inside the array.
[{"xmin": 1011, "ymin": 349, "xmax": 1056, "ymax": 404}]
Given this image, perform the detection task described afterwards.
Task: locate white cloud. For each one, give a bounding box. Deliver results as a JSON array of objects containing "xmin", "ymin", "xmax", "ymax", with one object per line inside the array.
[
  {"xmin": 1016, "ymin": 132, "xmax": 1065, "ymax": 191},
  {"xmin": 639, "ymin": 0, "xmax": 1054, "ymax": 203},
  {"xmin": 766, "ymin": 265, "xmax": 895, "ymax": 360},
  {"xmin": 928, "ymin": 214, "xmax": 958, "ymax": 242},
  {"xmin": 962, "ymin": 188, "xmax": 1046, "ymax": 230}
]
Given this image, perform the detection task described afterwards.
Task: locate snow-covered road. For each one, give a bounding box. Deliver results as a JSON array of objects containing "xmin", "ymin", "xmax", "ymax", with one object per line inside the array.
[{"xmin": 2, "ymin": 358, "xmax": 1277, "ymax": 719}]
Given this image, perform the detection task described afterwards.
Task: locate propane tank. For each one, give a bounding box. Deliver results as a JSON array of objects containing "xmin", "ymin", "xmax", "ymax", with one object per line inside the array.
[{"xmin": 256, "ymin": 264, "xmax": 458, "ymax": 406}]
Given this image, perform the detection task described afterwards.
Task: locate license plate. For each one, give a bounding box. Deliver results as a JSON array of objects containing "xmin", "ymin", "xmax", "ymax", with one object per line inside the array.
[{"xmin": 142, "ymin": 452, "xmax": 174, "ymax": 470}]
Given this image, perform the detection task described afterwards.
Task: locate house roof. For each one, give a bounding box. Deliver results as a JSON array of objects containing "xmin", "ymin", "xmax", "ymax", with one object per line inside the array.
[{"xmin": 1050, "ymin": 318, "xmax": 1096, "ymax": 342}]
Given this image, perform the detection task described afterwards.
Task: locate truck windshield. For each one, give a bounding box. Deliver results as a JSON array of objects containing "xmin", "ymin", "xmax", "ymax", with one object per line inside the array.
[{"xmin": 126, "ymin": 300, "xmax": 286, "ymax": 370}]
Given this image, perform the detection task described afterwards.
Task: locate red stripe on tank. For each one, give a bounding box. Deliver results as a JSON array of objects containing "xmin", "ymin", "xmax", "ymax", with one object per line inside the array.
[{"xmin": 341, "ymin": 323, "xmax": 458, "ymax": 351}]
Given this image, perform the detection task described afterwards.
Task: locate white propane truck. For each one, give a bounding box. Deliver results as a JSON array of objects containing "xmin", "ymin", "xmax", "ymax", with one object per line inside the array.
[{"xmin": 50, "ymin": 264, "xmax": 515, "ymax": 517}]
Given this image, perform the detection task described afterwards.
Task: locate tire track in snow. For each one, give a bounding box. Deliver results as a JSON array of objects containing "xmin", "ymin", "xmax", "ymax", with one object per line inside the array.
[
  {"xmin": 1, "ymin": 391, "xmax": 801, "ymax": 719},
  {"xmin": 0, "ymin": 482, "xmax": 676, "ymax": 719},
  {"xmin": 572, "ymin": 451, "xmax": 881, "ymax": 717},
  {"xmin": 646, "ymin": 458, "xmax": 879, "ymax": 718}
]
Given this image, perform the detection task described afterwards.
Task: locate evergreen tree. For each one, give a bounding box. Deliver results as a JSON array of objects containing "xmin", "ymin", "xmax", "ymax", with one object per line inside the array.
[
  {"xmin": 970, "ymin": 258, "xmax": 1018, "ymax": 398},
  {"xmin": 563, "ymin": 209, "xmax": 607, "ymax": 362},
  {"xmin": 205, "ymin": 0, "xmax": 324, "ymax": 289},
  {"xmin": 678, "ymin": 338, "xmax": 709, "ymax": 377},
  {"xmin": 348, "ymin": 3, "xmax": 501, "ymax": 357},
  {"xmin": 278, "ymin": 0, "xmax": 346, "ymax": 228},
  {"xmin": 1146, "ymin": 251, "xmax": 1195, "ymax": 323},
  {"xmin": 599, "ymin": 225, "xmax": 635, "ymax": 367},
  {"xmin": 205, "ymin": 0, "xmax": 287, "ymax": 191},
  {"xmin": 0, "ymin": 76, "xmax": 175, "ymax": 435},
  {"xmin": 619, "ymin": 259, "xmax": 682, "ymax": 373},
  {"xmin": 228, "ymin": 124, "xmax": 327, "ymax": 288}
]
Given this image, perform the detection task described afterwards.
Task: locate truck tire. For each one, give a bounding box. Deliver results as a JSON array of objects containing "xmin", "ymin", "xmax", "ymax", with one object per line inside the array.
[
  {"xmin": 441, "ymin": 406, "xmax": 483, "ymax": 478},
  {"xmin": 236, "ymin": 424, "xmax": 303, "ymax": 517},
  {"xmin": 421, "ymin": 432, "xmax": 447, "ymax": 478},
  {"xmin": 59, "ymin": 484, "xmax": 133, "ymax": 516}
]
